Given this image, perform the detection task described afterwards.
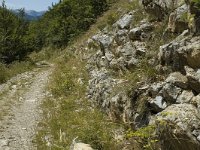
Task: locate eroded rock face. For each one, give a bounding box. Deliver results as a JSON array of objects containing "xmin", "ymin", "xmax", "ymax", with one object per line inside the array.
[
  {"xmin": 185, "ymin": 0, "xmax": 200, "ymax": 35},
  {"xmin": 159, "ymin": 36, "xmax": 200, "ymax": 72},
  {"xmin": 84, "ymin": 2, "xmax": 200, "ymax": 148},
  {"xmin": 165, "ymin": 72, "xmax": 188, "ymax": 89},
  {"xmin": 167, "ymin": 4, "xmax": 189, "ymax": 33},
  {"xmin": 151, "ymin": 104, "xmax": 200, "ymax": 150},
  {"xmin": 129, "ymin": 22, "xmax": 154, "ymax": 41},
  {"xmin": 116, "ymin": 13, "xmax": 134, "ymax": 29},
  {"xmin": 142, "ymin": 0, "xmax": 184, "ymax": 20}
]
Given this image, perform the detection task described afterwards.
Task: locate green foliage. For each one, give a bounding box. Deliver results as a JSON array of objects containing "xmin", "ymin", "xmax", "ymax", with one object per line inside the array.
[
  {"xmin": 30, "ymin": 0, "xmax": 108, "ymax": 48},
  {"xmin": 126, "ymin": 125, "xmax": 158, "ymax": 150},
  {"xmin": 0, "ymin": 4, "xmax": 33, "ymax": 63},
  {"xmin": 192, "ymin": 0, "xmax": 200, "ymax": 4},
  {"xmin": 0, "ymin": 61, "xmax": 34, "ymax": 84},
  {"xmin": 0, "ymin": 0, "xmax": 109, "ymax": 64},
  {"xmin": 0, "ymin": 63, "xmax": 8, "ymax": 83},
  {"xmin": 107, "ymin": 12, "xmax": 119, "ymax": 25}
]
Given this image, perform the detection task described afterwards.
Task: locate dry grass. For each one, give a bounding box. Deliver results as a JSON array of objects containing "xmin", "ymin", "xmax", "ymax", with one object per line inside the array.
[
  {"xmin": 36, "ymin": 54, "xmax": 123, "ymax": 150},
  {"xmin": 0, "ymin": 61, "xmax": 35, "ymax": 84}
]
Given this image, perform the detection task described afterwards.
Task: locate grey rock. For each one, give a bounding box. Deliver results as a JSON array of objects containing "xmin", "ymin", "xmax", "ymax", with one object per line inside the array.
[
  {"xmin": 109, "ymin": 59, "xmax": 119, "ymax": 70},
  {"xmin": 159, "ymin": 36, "xmax": 200, "ymax": 72},
  {"xmin": 165, "ymin": 72, "xmax": 188, "ymax": 89},
  {"xmin": 161, "ymin": 83, "xmax": 182, "ymax": 103},
  {"xmin": 129, "ymin": 22, "xmax": 154, "ymax": 41},
  {"xmin": 197, "ymin": 135, "xmax": 200, "ymax": 142},
  {"xmin": 105, "ymin": 52, "xmax": 114, "ymax": 62},
  {"xmin": 167, "ymin": 4, "xmax": 189, "ymax": 33},
  {"xmin": 92, "ymin": 33, "xmax": 114, "ymax": 52},
  {"xmin": 185, "ymin": 66, "xmax": 200, "ymax": 93},
  {"xmin": 152, "ymin": 104, "xmax": 200, "ymax": 149},
  {"xmin": 149, "ymin": 96, "xmax": 167, "ymax": 113},
  {"xmin": 116, "ymin": 42, "xmax": 136, "ymax": 58},
  {"xmin": 114, "ymin": 29, "xmax": 129, "ymax": 45},
  {"xmin": 142, "ymin": 0, "xmax": 184, "ymax": 20},
  {"xmin": 191, "ymin": 94, "xmax": 200, "ymax": 110},
  {"xmin": 127, "ymin": 58, "xmax": 139, "ymax": 69},
  {"xmin": 129, "ymin": 27, "xmax": 142, "ymax": 41},
  {"xmin": 176, "ymin": 90, "xmax": 194, "ymax": 104},
  {"xmin": 116, "ymin": 13, "xmax": 134, "ymax": 29},
  {"xmin": 0, "ymin": 139, "xmax": 9, "ymax": 147},
  {"xmin": 134, "ymin": 41, "xmax": 146, "ymax": 56},
  {"xmin": 148, "ymin": 82, "xmax": 164, "ymax": 98}
]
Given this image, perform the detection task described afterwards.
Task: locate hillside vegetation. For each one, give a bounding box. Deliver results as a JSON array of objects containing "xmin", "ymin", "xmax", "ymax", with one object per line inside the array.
[
  {"xmin": 1, "ymin": 0, "xmax": 200, "ymax": 149},
  {"xmin": 0, "ymin": 0, "xmax": 110, "ymax": 83}
]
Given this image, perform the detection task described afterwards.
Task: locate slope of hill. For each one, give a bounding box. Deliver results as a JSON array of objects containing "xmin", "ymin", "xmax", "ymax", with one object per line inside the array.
[
  {"xmin": 35, "ymin": 0, "xmax": 200, "ymax": 149},
  {"xmin": 1, "ymin": 0, "xmax": 200, "ymax": 149}
]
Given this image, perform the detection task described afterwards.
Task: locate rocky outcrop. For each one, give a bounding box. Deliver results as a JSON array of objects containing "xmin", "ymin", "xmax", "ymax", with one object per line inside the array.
[
  {"xmin": 82, "ymin": 0, "xmax": 200, "ymax": 149},
  {"xmin": 116, "ymin": 12, "xmax": 134, "ymax": 29},
  {"xmin": 142, "ymin": 0, "xmax": 185, "ymax": 20},
  {"xmin": 159, "ymin": 35, "xmax": 200, "ymax": 72},
  {"xmin": 153, "ymin": 104, "xmax": 200, "ymax": 150},
  {"xmin": 185, "ymin": 0, "xmax": 200, "ymax": 34},
  {"xmin": 167, "ymin": 4, "xmax": 189, "ymax": 33}
]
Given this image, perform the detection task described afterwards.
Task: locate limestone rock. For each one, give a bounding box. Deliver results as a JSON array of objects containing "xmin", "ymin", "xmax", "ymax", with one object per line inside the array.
[
  {"xmin": 167, "ymin": 4, "xmax": 189, "ymax": 33},
  {"xmin": 165, "ymin": 72, "xmax": 188, "ymax": 89},
  {"xmin": 185, "ymin": 66, "xmax": 200, "ymax": 94},
  {"xmin": 134, "ymin": 41, "xmax": 146, "ymax": 56},
  {"xmin": 116, "ymin": 42, "xmax": 136, "ymax": 58},
  {"xmin": 148, "ymin": 82, "xmax": 164, "ymax": 98},
  {"xmin": 176, "ymin": 90, "xmax": 194, "ymax": 103},
  {"xmin": 116, "ymin": 13, "xmax": 134, "ymax": 29},
  {"xmin": 114, "ymin": 29, "xmax": 129, "ymax": 45},
  {"xmin": 129, "ymin": 27, "xmax": 142, "ymax": 41},
  {"xmin": 191, "ymin": 94, "xmax": 200, "ymax": 110},
  {"xmin": 129, "ymin": 22, "xmax": 154, "ymax": 41},
  {"xmin": 142, "ymin": 0, "xmax": 184, "ymax": 20},
  {"xmin": 149, "ymin": 96, "xmax": 167, "ymax": 113},
  {"xmin": 92, "ymin": 33, "xmax": 114, "ymax": 52},
  {"xmin": 159, "ymin": 36, "xmax": 200, "ymax": 72},
  {"xmin": 161, "ymin": 83, "xmax": 182, "ymax": 103},
  {"xmin": 152, "ymin": 104, "xmax": 200, "ymax": 149}
]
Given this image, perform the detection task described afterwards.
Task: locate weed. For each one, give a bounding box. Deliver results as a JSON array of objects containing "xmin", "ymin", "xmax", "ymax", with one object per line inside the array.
[{"xmin": 36, "ymin": 54, "xmax": 123, "ymax": 149}]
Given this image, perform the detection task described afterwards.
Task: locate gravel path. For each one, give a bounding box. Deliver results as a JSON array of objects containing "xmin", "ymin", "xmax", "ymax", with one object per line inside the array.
[{"xmin": 0, "ymin": 67, "xmax": 52, "ymax": 150}]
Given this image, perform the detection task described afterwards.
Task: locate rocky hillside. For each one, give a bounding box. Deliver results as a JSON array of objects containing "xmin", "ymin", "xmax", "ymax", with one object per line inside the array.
[{"xmin": 73, "ymin": 0, "xmax": 200, "ymax": 149}]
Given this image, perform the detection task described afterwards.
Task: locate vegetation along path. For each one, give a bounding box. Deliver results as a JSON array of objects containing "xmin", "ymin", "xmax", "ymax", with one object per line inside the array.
[{"xmin": 0, "ymin": 65, "xmax": 53, "ymax": 150}]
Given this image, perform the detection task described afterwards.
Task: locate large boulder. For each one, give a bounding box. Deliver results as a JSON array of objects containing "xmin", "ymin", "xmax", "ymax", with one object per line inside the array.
[
  {"xmin": 161, "ymin": 83, "xmax": 182, "ymax": 103},
  {"xmin": 185, "ymin": 0, "xmax": 200, "ymax": 35},
  {"xmin": 165, "ymin": 72, "xmax": 188, "ymax": 89},
  {"xmin": 91, "ymin": 33, "xmax": 114, "ymax": 54},
  {"xmin": 149, "ymin": 96, "xmax": 167, "ymax": 113},
  {"xmin": 142, "ymin": 0, "xmax": 184, "ymax": 20},
  {"xmin": 129, "ymin": 22, "xmax": 154, "ymax": 41},
  {"xmin": 159, "ymin": 36, "xmax": 200, "ymax": 72},
  {"xmin": 185, "ymin": 66, "xmax": 200, "ymax": 94},
  {"xmin": 151, "ymin": 104, "xmax": 200, "ymax": 150},
  {"xmin": 114, "ymin": 29, "xmax": 129, "ymax": 45},
  {"xmin": 167, "ymin": 4, "xmax": 189, "ymax": 33},
  {"xmin": 176, "ymin": 90, "xmax": 194, "ymax": 103},
  {"xmin": 116, "ymin": 12, "xmax": 134, "ymax": 29}
]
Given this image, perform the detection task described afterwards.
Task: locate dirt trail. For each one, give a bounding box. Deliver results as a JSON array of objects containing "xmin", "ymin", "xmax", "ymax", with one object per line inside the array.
[{"xmin": 0, "ymin": 67, "xmax": 52, "ymax": 150}]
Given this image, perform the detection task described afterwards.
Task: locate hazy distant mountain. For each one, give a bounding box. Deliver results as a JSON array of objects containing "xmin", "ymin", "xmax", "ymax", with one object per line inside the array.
[{"xmin": 13, "ymin": 9, "xmax": 45, "ymax": 20}]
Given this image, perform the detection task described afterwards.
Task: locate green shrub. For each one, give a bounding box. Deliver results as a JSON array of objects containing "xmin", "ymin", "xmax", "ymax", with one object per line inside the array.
[
  {"xmin": 107, "ymin": 12, "xmax": 119, "ymax": 25},
  {"xmin": 0, "ymin": 63, "xmax": 8, "ymax": 83}
]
